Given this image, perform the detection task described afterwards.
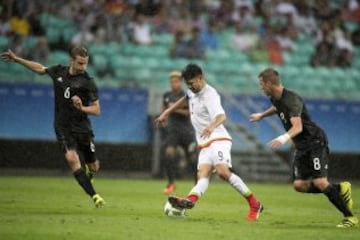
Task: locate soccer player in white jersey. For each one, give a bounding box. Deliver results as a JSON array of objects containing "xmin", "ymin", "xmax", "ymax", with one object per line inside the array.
[{"xmin": 155, "ymin": 64, "xmax": 263, "ymax": 220}]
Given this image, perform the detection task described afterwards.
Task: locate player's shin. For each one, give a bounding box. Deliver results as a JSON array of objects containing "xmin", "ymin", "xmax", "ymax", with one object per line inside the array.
[
  {"xmin": 73, "ymin": 168, "xmax": 96, "ymax": 197},
  {"xmin": 229, "ymin": 173, "xmax": 259, "ymax": 208},
  {"xmin": 187, "ymin": 177, "xmax": 209, "ymax": 203},
  {"xmin": 323, "ymin": 184, "xmax": 353, "ymax": 217}
]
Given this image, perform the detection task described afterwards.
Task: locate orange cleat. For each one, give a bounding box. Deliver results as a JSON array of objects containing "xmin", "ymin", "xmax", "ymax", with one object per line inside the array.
[
  {"xmin": 163, "ymin": 183, "xmax": 176, "ymax": 194},
  {"xmin": 247, "ymin": 203, "xmax": 264, "ymax": 221}
]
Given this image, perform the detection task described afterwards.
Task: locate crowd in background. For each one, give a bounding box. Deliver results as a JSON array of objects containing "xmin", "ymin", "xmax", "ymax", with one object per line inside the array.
[{"xmin": 1, "ymin": 0, "xmax": 360, "ymax": 68}]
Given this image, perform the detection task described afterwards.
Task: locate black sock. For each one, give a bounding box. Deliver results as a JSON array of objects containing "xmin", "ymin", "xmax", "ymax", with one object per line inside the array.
[
  {"xmin": 164, "ymin": 156, "xmax": 176, "ymax": 185},
  {"xmin": 307, "ymin": 182, "xmax": 322, "ymax": 193},
  {"xmin": 323, "ymin": 185, "xmax": 353, "ymax": 217},
  {"xmin": 74, "ymin": 168, "xmax": 96, "ymax": 197},
  {"xmin": 332, "ymin": 183, "xmax": 341, "ymax": 192}
]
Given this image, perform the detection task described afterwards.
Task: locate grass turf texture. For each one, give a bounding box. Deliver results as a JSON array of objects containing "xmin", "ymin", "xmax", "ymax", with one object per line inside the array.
[{"xmin": 0, "ymin": 176, "xmax": 359, "ymax": 240}]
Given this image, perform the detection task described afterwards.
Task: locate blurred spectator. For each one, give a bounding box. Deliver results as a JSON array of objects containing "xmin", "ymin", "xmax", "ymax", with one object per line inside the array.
[
  {"xmin": 315, "ymin": 21, "xmax": 336, "ymax": 44},
  {"xmin": 174, "ymin": 7, "xmax": 192, "ymax": 35},
  {"xmin": 336, "ymin": 30, "xmax": 354, "ymax": 52},
  {"xmin": 28, "ymin": 36, "xmax": 50, "ymax": 62},
  {"xmin": 28, "ymin": 11, "xmax": 46, "ymax": 37},
  {"xmin": 186, "ymin": 26, "xmax": 205, "ymax": 59},
  {"xmin": 132, "ymin": 13, "xmax": 153, "ymax": 45},
  {"xmin": 231, "ymin": 21, "xmax": 258, "ymax": 51},
  {"xmin": 211, "ymin": 1, "xmax": 234, "ymax": 26},
  {"xmin": 276, "ymin": 0, "xmax": 298, "ymax": 18},
  {"xmin": 169, "ymin": 30, "xmax": 187, "ymax": 58},
  {"xmin": 336, "ymin": 31, "xmax": 354, "ymax": 68},
  {"xmin": 152, "ymin": 8, "xmax": 175, "ymax": 34},
  {"xmin": 134, "ymin": 0, "xmax": 161, "ymax": 16},
  {"xmin": 276, "ymin": 27, "xmax": 296, "ymax": 52},
  {"xmin": 264, "ymin": 27, "xmax": 284, "ymax": 65},
  {"xmin": 311, "ymin": 41, "xmax": 336, "ymax": 67},
  {"xmin": 9, "ymin": 14, "xmax": 30, "ymax": 37},
  {"xmin": 200, "ymin": 21, "xmax": 220, "ymax": 50},
  {"xmin": 351, "ymin": 24, "xmax": 360, "ymax": 45},
  {"xmin": 342, "ymin": 0, "xmax": 360, "ymax": 22},
  {"xmin": 7, "ymin": 34, "xmax": 25, "ymax": 56},
  {"xmin": 71, "ymin": 26, "xmax": 95, "ymax": 46},
  {"xmin": 231, "ymin": 5, "xmax": 254, "ymax": 27},
  {"xmin": 0, "ymin": 14, "xmax": 11, "ymax": 36},
  {"xmin": 294, "ymin": 0, "xmax": 317, "ymax": 34},
  {"xmin": 249, "ymin": 40, "xmax": 269, "ymax": 63},
  {"xmin": 336, "ymin": 49, "xmax": 353, "ymax": 68}
]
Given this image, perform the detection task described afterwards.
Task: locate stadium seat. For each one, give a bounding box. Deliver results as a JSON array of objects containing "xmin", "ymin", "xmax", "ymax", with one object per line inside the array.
[
  {"xmin": 49, "ymin": 51, "xmax": 69, "ymax": 65},
  {"xmin": 153, "ymin": 34, "xmax": 173, "ymax": 46},
  {"xmin": 92, "ymin": 54, "xmax": 108, "ymax": 73}
]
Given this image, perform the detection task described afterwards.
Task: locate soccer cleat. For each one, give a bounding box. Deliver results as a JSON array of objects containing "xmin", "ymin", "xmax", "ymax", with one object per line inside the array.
[
  {"xmin": 247, "ymin": 203, "xmax": 264, "ymax": 221},
  {"xmin": 85, "ymin": 164, "xmax": 95, "ymax": 183},
  {"xmin": 336, "ymin": 216, "xmax": 358, "ymax": 228},
  {"xmin": 163, "ymin": 184, "xmax": 176, "ymax": 194},
  {"xmin": 92, "ymin": 194, "xmax": 106, "ymax": 208},
  {"xmin": 340, "ymin": 181, "xmax": 353, "ymax": 210},
  {"xmin": 168, "ymin": 196, "xmax": 195, "ymax": 210}
]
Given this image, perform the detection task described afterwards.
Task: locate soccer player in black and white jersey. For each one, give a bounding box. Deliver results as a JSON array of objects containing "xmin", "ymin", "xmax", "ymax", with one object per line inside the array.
[
  {"xmin": 1, "ymin": 47, "xmax": 105, "ymax": 207},
  {"xmin": 250, "ymin": 68, "xmax": 357, "ymax": 228}
]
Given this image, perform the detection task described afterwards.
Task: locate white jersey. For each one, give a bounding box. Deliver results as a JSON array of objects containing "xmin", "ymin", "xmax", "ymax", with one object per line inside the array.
[{"xmin": 187, "ymin": 84, "xmax": 232, "ymax": 148}]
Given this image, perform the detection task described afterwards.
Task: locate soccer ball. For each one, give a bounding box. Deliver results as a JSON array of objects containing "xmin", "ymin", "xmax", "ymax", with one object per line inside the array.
[{"xmin": 164, "ymin": 201, "xmax": 186, "ymax": 217}]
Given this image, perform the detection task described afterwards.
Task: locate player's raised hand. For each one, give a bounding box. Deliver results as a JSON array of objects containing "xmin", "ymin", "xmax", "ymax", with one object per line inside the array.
[
  {"xmin": 268, "ymin": 138, "xmax": 282, "ymax": 149},
  {"xmin": 249, "ymin": 113, "xmax": 263, "ymax": 122},
  {"xmin": 71, "ymin": 95, "xmax": 83, "ymax": 110},
  {"xmin": 154, "ymin": 114, "xmax": 168, "ymax": 127},
  {"xmin": 1, "ymin": 49, "xmax": 17, "ymax": 62}
]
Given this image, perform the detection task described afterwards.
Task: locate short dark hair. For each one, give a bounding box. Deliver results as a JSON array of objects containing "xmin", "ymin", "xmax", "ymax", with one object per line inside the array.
[
  {"xmin": 258, "ymin": 68, "xmax": 281, "ymax": 85},
  {"xmin": 70, "ymin": 46, "xmax": 88, "ymax": 59},
  {"xmin": 182, "ymin": 64, "xmax": 203, "ymax": 81}
]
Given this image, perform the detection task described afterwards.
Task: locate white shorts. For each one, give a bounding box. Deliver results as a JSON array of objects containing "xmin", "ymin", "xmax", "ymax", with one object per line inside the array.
[{"xmin": 197, "ymin": 140, "xmax": 232, "ymax": 169}]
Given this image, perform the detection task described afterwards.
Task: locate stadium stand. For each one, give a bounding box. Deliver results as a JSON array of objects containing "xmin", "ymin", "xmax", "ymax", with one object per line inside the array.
[{"xmin": 0, "ymin": 0, "xmax": 359, "ymax": 100}]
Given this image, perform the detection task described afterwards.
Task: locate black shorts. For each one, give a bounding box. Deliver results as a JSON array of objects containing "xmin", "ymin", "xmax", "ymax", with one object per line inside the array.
[
  {"xmin": 163, "ymin": 129, "xmax": 195, "ymax": 152},
  {"xmin": 55, "ymin": 128, "xmax": 97, "ymax": 164},
  {"xmin": 293, "ymin": 143, "xmax": 329, "ymax": 180}
]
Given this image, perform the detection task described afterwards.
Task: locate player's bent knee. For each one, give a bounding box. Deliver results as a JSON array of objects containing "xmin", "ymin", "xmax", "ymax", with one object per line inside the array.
[
  {"xmin": 215, "ymin": 165, "xmax": 232, "ymax": 181},
  {"xmin": 293, "ymin": 181, "xmax": 307, "ymax": 192},
  {"xmin": 312, "ymin": 178, "xmax": 329, "ymax": 191},
  {"xmin": 165, "ymin": 146, "xmax": 176, "ymax": 157},
  {"xmin": 65, "ymin": 150, "xmax": 81, "ymax": 170},
  {"xmin": 89, "ymin": 161, "xmax": 100, "ymax": 172}
]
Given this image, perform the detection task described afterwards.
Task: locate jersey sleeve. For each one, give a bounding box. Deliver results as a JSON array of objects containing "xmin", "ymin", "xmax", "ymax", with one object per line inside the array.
[
  {"xmin": 204, "ymin": 90, "xmax": 225, "ymax": 119},
  {"xmin": 162, "ymin": 92, "xmax": 168, "ymax": 107},
  {"xmin": 286, "ymin": 94, "xmax": 303, "ymax": 118},
  {"xmin": 87, "ymin": 78, "xmax": 99, "ymax": 102},
  {"xmin": 45, "ymin": 64, "xmax": 62, "ymax": 80}
]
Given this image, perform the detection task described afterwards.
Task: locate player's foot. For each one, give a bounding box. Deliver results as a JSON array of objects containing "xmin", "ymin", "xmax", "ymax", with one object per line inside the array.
[
  {"xmin": 247, "ymin": 203, "xmax": 264, "ymax": 221},
  {"xmin": 85, "ymin": 164, "xmax": 95, "ymax": 183},
  {"xmin": 92, "ymin": 194, "xmax": 105, "ymax": 208},
  {"xmin": 336, "ymin": 216, "xmax": 358, "ymax": 228},
  {"xmin": 168, "ymin": 196, "xmax": 194, "ymax": 210},
  {"xmin": 340, "ymin": 181, "xmax": 353, "ymax": 210},
  {"xmin": 163, "ymin": 183, "xmax": 176, "ymax": 194}
]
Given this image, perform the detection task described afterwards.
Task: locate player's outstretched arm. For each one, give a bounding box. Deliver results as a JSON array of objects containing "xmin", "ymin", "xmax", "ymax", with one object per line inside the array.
[
  {"xmin": 201, "ymin": 113, "xmax": 226, "ymax": 139},
  {"xmin": 249, "ymin": 106, "xmax": 277, "ymax": 122},
  {"xmin": 268, "ymin": 117, "xmax": 303, "ymax": 149},
  {"xmin": 155, "ymin": 96, "xmax": 187, "ymax": 127},
  {"xmin": 1, "ymin": 49, "xmax": 46, "ymax": 75}
]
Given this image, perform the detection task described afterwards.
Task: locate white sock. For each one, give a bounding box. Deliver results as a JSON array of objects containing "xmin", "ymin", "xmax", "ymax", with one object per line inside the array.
[
  {"xmin": 189, "ymin": 178, "xmax": 209, "ymax": 197},
  {"xmin": 229, "ymin": 173, "xmax": 251, "ymax": 197}
]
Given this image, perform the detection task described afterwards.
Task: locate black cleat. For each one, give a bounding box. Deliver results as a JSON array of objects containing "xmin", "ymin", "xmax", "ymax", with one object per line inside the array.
[{"xmin": 168, "ymin": 196, "xmax": 195, "ymax": 210}]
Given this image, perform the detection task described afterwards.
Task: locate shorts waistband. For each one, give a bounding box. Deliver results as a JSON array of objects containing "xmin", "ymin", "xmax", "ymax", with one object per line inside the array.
[{"xmin": 198, "ymin": 138, "xmax": 232, "ymax": 150}]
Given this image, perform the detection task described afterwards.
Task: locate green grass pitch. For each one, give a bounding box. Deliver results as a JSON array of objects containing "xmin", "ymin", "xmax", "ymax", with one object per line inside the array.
[{"xmin": 0, "ymin": 176, "xmax": 359, "ymax": 240}]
